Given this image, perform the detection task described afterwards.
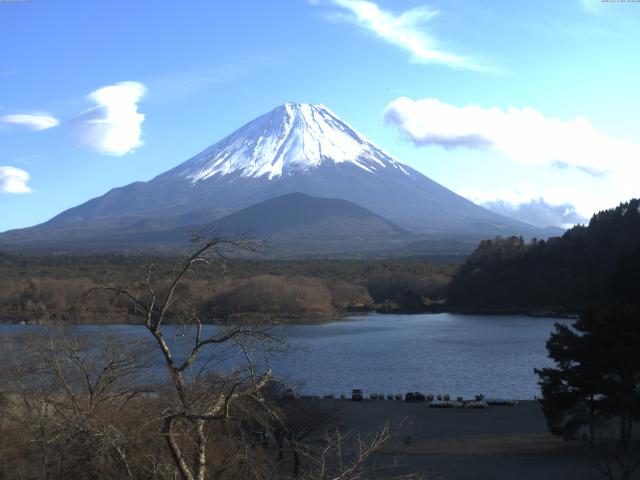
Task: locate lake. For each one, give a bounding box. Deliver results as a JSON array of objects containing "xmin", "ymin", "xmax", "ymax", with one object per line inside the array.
[{"xmin": 0, "ymin": 313, "xmax": 567, "ymax": 399}]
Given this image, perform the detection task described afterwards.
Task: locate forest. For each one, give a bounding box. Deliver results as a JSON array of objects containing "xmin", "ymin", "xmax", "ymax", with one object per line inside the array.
[
  {"xmin": 446, "ymin": 199, "xmax": 640, "ymax": 313},
  {"xmin": 0, "ymin": 252, "xmax": 455, "ymax": 324}
]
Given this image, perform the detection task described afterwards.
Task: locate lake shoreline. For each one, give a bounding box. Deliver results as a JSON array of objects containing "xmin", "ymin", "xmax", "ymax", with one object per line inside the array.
[
  {"xmin": 0, "ymin": 304, "xmax": 580, "ymax": 327},
  {"xmin": 0, "ymin": 310, "xmax": 359, "ymax": 326},
  {"xmin": 1, "ymin": 312, "xmax": 562, "ymax": 399},
  {"xmin": 435, "ymin": 305, "xmax": 581, "ymax": 319}
]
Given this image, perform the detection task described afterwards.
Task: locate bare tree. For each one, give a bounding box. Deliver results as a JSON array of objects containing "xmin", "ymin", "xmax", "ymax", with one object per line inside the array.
[
  {"xmin": 0, "ymin": 236, "xmax": 427, "ymax": 480},
  {"xmin": 0, "ymin": 330, "xmax": 154, "ymax": 480},
  {"xmin": 584, "ymin": 440, "xmax": 640, "ymax": 480},
  {"xmin": 0, "ymin": 390, "xmax": 8, "ymax": 477},
  {"xmin": 302, "ymin": 422, "xmax": 425, "ymax": 480},
  {"xmin": 107, "ymin": 237, "xmax": 283, "ymax": 480},
  {"xmin": 264, "ymin": 387, "xmax": 343, "ymax": 478},
  {"xmin": 103, "ymin": 236, "xmax": 427, "ymax": 480}
]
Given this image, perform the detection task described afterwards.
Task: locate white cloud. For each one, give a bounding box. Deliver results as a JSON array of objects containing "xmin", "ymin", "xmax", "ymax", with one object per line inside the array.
[
  {"xmin": 1, "ymin": 113, "xmax": 59, "ymax": 131},
  {"xmin": 460, "ymin": 185, "xmax": 606, "ymax": 228},
  {"xmin": 579, "ymin": 0, "xmax": 601, "ymax": 12},
  {"xmin": 71, "ymin": 81, "xmax": 147, "ymax": 156},
  {"xmin": 0, "ymin": 166, "xmax": 32, "ymax": 194},
  {"xmin": 318, "ymin": 0, "xmax": 485, "ymax": 71},
  {"xmin": 384, "ymin": 97, "xmax": 640, "ymax": 177},
  {"xmin": 482, "ymin": 198, "xmax": 587, "ymax": 228}
]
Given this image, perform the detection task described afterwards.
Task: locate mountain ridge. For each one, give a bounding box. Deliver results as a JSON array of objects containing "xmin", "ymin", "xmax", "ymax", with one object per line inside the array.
[{"xmin": 0, "ymin": 102, "xmax": 557, "ymax": 253}]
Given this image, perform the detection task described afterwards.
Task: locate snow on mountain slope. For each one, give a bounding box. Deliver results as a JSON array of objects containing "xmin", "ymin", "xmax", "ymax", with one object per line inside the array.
[
  {"xmin": 179, "ymin": 103, "xmax": 409, "ymax": 181},
  {"xmin": 0, "ymin": 101, "xmax": 554, "ymax": 250}
]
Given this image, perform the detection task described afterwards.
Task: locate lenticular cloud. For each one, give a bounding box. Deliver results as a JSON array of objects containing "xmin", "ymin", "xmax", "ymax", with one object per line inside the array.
[
  {"xmin": 72, "ymin": 81, "xmax": 147, "ymax": 156},
  {"xmin": 0, "ymin": 166, "xmax": 32, "ymax": 194},
  {"xmin": 1, "ymin": 113, "xmax": 60, "ymax": 131}
]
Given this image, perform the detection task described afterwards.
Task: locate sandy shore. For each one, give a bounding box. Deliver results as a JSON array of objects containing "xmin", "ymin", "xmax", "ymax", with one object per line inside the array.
[{"xmin": 319, "ymin": 399, "xmax": 605, "ymax": 480}]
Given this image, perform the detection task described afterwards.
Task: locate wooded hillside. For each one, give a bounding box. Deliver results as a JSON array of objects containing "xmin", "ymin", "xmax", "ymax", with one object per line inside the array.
[{"xmin": 447, "ymin": 198, "xmax": 640, "ymax": 312}]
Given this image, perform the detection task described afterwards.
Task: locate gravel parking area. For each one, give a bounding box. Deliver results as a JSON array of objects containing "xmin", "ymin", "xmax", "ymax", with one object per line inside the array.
[{"xmin": 319, "ymin": 399, "xmax": 606, "ymax": 480}]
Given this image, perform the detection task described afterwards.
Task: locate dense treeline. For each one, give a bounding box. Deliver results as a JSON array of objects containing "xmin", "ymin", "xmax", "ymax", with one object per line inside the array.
[
  {"xmin": 0, "ymin": 254, "xmax": 455, "ymax": 323},
  {"xmin": 533, "ymin": 230, "xmax": 640, "ymax": 478},
  {"xmin": 447, "ymin": 199, "xmax": 640, "ymax": 312}
]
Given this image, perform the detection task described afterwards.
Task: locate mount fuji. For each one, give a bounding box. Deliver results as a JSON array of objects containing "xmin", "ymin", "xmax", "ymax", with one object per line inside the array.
[{"xmin": 0, "ymin": 103, "xmax": 553, "ymax": 254}]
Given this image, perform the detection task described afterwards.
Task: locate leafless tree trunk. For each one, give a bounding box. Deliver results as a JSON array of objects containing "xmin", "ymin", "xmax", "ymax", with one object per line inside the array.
[
  {"xmin": 0, "ymin": 236, "xmax": 427, "ymax": 480},
  {"xmin": 0, "ymin": 330, "xmax": 154, "ymax": 480},
  {"xmin": 584, "ymin": 440, "xmax": 640, "ymax": 480},
  {"xmin": 108, "ymin": 236, "xmax": 281, "ymax": 480},
  {"xmin": 302, "ymin": 422, "xmax": 424, "ymax": 480}
]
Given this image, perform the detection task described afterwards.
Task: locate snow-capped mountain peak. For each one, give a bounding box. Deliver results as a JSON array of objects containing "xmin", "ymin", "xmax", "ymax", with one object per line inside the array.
[
  {"xmin": 180, "ymin": 102, "xmax": 409, "ymax": 181},
  {"xmin": 2, "ymin": 102, "xmax": 552, "ymax": 249}
]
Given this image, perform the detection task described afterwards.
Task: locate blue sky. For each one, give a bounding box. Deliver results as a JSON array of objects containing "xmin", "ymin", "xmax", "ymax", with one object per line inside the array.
[{"xmin": 1, "ymin": 0, "xmax": 639, "ymax": 231}]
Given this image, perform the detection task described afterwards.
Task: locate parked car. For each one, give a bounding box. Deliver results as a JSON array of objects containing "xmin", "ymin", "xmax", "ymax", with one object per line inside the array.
[
  {"xmin": 405, "ymin": 392, "xmax": 426, "ymax": 402},
  {"xmin": 351, "ymin": 389, "xmax": 364, "ymax": 401},
  {"xmin": 487, "ymin": 398, "xmax": 519, "ymax": 406},
  {"xmin": 430, "ymin": 401, "xmax": 463, "ymax": 408},
  {"xmin": 464, "ymin": 401, "xmax": 488, "ymax": 409}
]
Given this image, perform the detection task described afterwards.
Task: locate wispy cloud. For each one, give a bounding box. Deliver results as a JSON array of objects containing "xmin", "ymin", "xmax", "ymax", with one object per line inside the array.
[
  {"xmin": 71, "ymin": 81, "xmax": 147, "ymax": 156},
  {"xmin": 150, "ymin": 67, "xmax": 229, "ymax": 97},
  {"xmin": 550, "ymin": 160, "xmax": 609, "ymax": 178},
  {"xmin": 461, "ymin": 186, "xmax": 591, "ymax": 228},
  {"xmin": 146, "ymin": 55, "xmax": 278, "ymax": 103},
  {"xmin": 482, "ymin": 198, "xmax": 587, "ymax": 228},
  {"xmin": 384, "ymin": 96, "xmax": 640, "ymax": 175},
  {"xmin": 0, "ymin": 166, "xmax": 32, "ymax": 194},
  {"xmin": 579, "ymin": 0, "xmax": 601, "ymax": 12},
  {"xmin": 1, "ymin": 113, "xmax": 60, "ymax": 131},
  {"xmin": 316, "ymin": 0, "xmax": 485, "ymax": 71}
]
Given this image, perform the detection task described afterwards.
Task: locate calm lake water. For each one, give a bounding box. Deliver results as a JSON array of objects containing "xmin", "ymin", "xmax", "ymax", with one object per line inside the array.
[{"xmin": 0, "ymin": 313, "xmax": 567, "ymax": 399}]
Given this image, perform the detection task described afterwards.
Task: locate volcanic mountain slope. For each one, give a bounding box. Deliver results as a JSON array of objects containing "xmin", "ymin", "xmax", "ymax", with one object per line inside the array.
[
  {"xmin": 0, "ymin": 102, "xmax": 550, "ymax": 250},
  {"xmin": 209, "ymin": 192, "xmax": 408, "ymax": 239},
  {"xmin": 80, "ymin": 193, "xmax": 411, "ymax": 256},
  {"xmin": 1, "ymin": 193, "xmax": 416, "ymax": 258}
]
